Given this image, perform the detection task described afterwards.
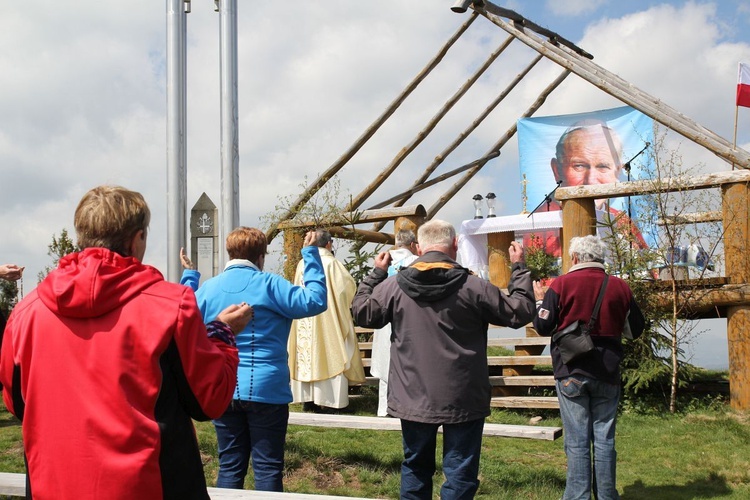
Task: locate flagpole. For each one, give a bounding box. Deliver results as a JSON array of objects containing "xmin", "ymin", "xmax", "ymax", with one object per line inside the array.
[{"xmin": 734, "ymin": 104, "xmax": 739, "ymax": 171}]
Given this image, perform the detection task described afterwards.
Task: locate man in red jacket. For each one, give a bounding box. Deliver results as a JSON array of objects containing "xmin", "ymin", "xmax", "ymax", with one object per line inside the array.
[{"xmin": 0, "ymin": 185, "xmax": 252, "ymax": 500}]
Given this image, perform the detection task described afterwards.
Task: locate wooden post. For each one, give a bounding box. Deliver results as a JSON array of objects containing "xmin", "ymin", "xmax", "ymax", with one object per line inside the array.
[
  {"xmin": 394, "ymin": 215, "xmax": 424, "ymax": 237},
  {"xmin": 283, "ymin": 230, "xmax": 304, "ymax": 282},
  {"xmin": 722, "ymin": 181, "xmax": 750, "ymax": 410},
  {"xmin": 487, "ymin": 232, "xmax": 514, "ymax": 288},
  {"xmin": 560, "ymin": 198, "xmax": 596, "ymax": 272}
]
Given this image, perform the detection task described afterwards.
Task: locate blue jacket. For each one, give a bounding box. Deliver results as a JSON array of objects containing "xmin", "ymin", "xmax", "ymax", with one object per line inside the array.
[{"xmin": 181, "ymin": 246, "xmax": 327, "ymax": 404}]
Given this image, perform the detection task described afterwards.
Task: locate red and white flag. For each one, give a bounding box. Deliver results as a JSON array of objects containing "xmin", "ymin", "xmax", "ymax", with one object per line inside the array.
[{"xmin": 737, "ymin": 62, "xmax": 750, "ymax": 107}]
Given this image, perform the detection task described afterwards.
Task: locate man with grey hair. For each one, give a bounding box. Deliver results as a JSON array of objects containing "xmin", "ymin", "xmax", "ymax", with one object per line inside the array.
[
  {"xmin": 533, "ymin": 234, "xmax": 645, "ymax": 500},
  {"xmin": 352, "ymin": 219, "xmax": 535, "ymax": 499},
  {"xmin": 370, "ymin": 229, "xmax": 419, "ymax": 417},
  {"xmin": 289, "ymin": 229, "xmax": 365, "ymax": 413},
  {"xmin": 552, "ymin": 121, "xmax": 624, "ymax": 210}
]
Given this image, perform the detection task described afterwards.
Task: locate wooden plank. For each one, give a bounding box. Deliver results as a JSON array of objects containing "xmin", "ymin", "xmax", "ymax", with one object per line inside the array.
[
  {"xmin": 489, "ymin": 375, "xmax": 556, "ymax": 386},
  {"xmin": 555, "ymin": 170, "xmax": 750, "ymax": 202},
  {"xmin": 488, "ymin": 337, "xmax": 550, "ymax": 347},
  {"xmin": 0, "ymin": 472, "xmax": 24, "ymax": 497},
  {"xmin": 288, "ymin": 412, "xmax": 561, "ymax": 441},
  {"xmin": 208, "ymin": 487, "xmax": 369, "ymax": 499},
  {"xmin": 491, "ymin": 397, "xmax": 560, "ymax": 409},
  {"xmin": 0, "ymin": 472, "xmax": 369, "ymax": 500},
  {"xmin": 488, "ymin": 355, "xmax": 552, "ymax": 366}
]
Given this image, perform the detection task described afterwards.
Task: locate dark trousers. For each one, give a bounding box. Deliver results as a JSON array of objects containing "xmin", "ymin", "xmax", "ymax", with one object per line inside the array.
[
  {"xmin": 400, "ymin": 418, "xmax": 485, "ymax": 500},
  {"xmin": 213, "ymin": 400, "xmax": 289, "ymax": 492}
]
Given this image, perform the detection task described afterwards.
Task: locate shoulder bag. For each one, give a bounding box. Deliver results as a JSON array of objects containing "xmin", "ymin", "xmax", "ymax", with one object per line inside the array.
[{"xmin": 552, "ymin": 275, "xmax": 609, "ymax": 364}]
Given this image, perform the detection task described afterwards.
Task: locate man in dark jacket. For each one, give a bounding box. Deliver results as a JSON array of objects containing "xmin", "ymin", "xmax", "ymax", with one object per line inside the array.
[
  {"xmin": 352, "ymin": 219, "xmax": 535, "ymax": 499},
  {"xmin": 533, "ymin": 234, "xmax": 645, "ymax": 500}
]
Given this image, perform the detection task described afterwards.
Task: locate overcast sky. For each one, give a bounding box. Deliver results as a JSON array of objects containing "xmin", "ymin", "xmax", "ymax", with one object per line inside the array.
[{"xmin": 2, "ymin": 0, "xmax": 750, "ymax": 299}]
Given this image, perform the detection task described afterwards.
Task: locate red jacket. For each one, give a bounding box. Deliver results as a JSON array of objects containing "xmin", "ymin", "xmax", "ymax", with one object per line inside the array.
[{"xmin": 0, "ymin": 248, "xmax": 239, "ymax": 499}]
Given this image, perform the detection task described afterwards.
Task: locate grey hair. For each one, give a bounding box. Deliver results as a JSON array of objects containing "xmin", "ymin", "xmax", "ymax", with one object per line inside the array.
[
  {"xmin": 394, "ymin": 229, "xmax": 417, "ymax": 248},
  {"xmin": 311, "ymin": 229, "xmax": 332, "ymax": 248},
  {"xmin": 555, "ymin": 120, "xmax": 624, "ymax": 166},
  {"xmin": 417, "ymin": 220, "xmax": 455, "ymax": 248},
  {"xmin": 568, "ymin": 235, "xmax": 606, "ymax": 263}
]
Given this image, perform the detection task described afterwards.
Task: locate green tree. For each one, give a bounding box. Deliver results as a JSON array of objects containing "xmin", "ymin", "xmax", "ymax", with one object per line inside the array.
[
  {"xmin": 37, "ymin": 229, "xmax": 80, "ymax": 283},
  {"xmin": 0, "ymin": 279, "xmax": 19, "ymax": 318},
  {"xmin": 523, "ymin": 233, "xmax": 560, "ymax": 282},
  {"xmin": 262, "ymin": 176, "xmax": 381, "ymax": 282},
  {"xmin": 599, "ymin": 130, "xmax": 721, "ymax": 412}
]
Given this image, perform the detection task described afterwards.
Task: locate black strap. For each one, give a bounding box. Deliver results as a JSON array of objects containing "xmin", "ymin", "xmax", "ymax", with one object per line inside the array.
[{"xmin": 586, "ymin": 275, "xmax": 609, "ymax": 332}]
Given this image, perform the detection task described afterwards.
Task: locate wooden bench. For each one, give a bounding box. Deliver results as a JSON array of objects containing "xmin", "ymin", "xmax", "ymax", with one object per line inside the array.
[
  {"xmin": 289, "ymin": 412, "xmax": 562, "ymax": 440},
  {"xmin": 0, "ymin": 472, "xmax": 370, "ymax": 499}
]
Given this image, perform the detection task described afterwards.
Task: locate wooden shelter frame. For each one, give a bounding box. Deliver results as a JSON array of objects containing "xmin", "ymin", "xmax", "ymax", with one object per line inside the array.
[{"xmin": 268, "ymin": 1, "xmax": 750, "ymax": 409}]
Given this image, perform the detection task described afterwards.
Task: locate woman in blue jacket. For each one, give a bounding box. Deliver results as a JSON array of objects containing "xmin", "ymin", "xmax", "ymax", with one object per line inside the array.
[{"xmin": 181, "ymin": 227, "xmax": 327, "ymax": 492}]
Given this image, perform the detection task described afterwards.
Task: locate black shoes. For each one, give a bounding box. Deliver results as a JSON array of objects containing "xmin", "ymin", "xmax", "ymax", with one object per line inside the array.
[{"xmin": 302, "ymin": 402, "xmax": 353, "ymax": 414}]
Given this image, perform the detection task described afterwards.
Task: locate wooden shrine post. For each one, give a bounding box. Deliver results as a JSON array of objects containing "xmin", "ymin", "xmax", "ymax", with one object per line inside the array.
[
  {"xmin": 394, "ymin": 215, "xmax": 424, "ymax": 238},
  {"xmin": 283, "ymin": 230, "xmax": 304, "ymax": 281},
  {"xmin": 722, "ymin": 181, "xmax": 750, "ymax": 410},
  {"xmin": 487, "ymin": 232, "xmax": 514, "ymax": 288},
  {"xmin": 560, "ymin": 198, "xmax": 596, "ymax": 272}
]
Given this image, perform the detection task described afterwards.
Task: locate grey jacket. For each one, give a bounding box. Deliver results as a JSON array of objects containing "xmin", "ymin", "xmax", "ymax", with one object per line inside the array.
[{"xmin": 351, "ymin": 251, "xmax": 535, "ymax": 424}]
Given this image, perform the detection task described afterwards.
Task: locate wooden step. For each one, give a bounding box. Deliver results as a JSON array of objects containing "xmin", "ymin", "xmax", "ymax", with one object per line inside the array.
[
  {"xmin": 488, "ymin": 337, "xmax": 550, "ymax": 347},
  {"xmin": 488, "ymin": 355, "xmax": 552, "ymax": 366},
  {"xmin": 489, "ymin": 375, "xmax": 556, "ymax": 386},
  {"xmin": 491, "ymin": 396, "xmax": 559, "ymax": 409}
]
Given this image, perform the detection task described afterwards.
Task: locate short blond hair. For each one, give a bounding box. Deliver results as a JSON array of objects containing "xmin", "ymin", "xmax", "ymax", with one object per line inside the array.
[
  {"xmin": 226, "ymin": 227, "xmax": 267, "ymax": 263},
  {"xmin": 74, "ymin": 186, "xmax": 150, "ymax": 256}
]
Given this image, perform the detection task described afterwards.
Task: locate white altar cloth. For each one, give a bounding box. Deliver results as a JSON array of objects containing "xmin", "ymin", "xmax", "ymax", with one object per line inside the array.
[{"xmin": 457, "ymin": 211, "xmax": 562, "ymax": 273}]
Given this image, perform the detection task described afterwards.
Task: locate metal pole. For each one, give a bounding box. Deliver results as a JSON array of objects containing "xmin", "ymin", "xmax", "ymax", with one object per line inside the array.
[
  {"xmin": 166, "ymin": 0, "xmax": 188, "ymax": 282},
  {"xmin": 218, "ymin": 0, "xmax": 239, "ymax": 269}
]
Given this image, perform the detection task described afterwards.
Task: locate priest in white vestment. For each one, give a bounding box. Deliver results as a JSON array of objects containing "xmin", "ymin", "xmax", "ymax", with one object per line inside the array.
[{"xmin": 289, "ymin": 230, "xmax": 366, "ymax": 411}]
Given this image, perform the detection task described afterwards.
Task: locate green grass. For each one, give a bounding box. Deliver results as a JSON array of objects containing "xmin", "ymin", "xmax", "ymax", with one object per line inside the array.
[{"xmin": 0, "ymin": 389, "xmax": 748, "ymax": 498}]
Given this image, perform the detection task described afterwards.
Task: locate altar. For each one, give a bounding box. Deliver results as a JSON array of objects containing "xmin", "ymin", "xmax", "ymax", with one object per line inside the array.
[{"xmin": 458, "ymin": 211, "xmax": 562, "ymax": 286}]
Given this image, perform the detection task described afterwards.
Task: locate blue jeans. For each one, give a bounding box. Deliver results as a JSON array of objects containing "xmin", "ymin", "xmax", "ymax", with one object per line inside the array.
[
  {"xmin": 213, "ymin": 400, "xmax": 289, "ymax": 491},
  {"xmin": 556, "ymin": 375, "xmax": 620, "ymax": 500},
  {"xmin": 400, "ymin": 418, "xmax": 484, "ymax": 500}
]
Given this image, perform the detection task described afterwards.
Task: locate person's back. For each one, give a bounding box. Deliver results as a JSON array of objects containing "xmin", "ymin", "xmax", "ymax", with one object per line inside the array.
[
  {"xmin": 352, "ymin": 220, "xmax": 535, "ymax": 498},
  {"xmin": 0, "ymin": 186, "xmax": 247, "ymax": 500}
]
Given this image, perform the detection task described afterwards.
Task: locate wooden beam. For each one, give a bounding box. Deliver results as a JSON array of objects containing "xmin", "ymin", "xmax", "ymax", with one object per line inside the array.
[
  {"xmin": 480, "ymin": 2, "xmax": 750, "ymax": 169},
  {"xmin": 370, "ymin": 53, "xmax": 544, "ymax": 220},
  {"xmin": 276, "ymin": 205, "xmax": 426, "ymax": 230},
  {"xmin": 327, "ymin": 226, "xmax": 394, "ymax": 245},
  {"xmin": 428, "ymin": 68, "xmax": 572, "ymax": 218},
  {"xmin": 264, "ymin": 13, "xmax": 479, "ymax": 243},
  {"xmin": 474, "ymin": 3, "xmax": 592, "ymax": 59},
  {"xmin": 347, "ymin": 34, "xmax": 516, "ymax": 211},
  {"xmin": 555, "ymin": 170, "xmax": 750, "ymax": 201},
  {"xmin": 656, "ymin": 211, "xmax": 723, "ymax": 225},
  {"xmin": 367, "ymin": 152, "xmax": 500, "ymax": 210}
]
